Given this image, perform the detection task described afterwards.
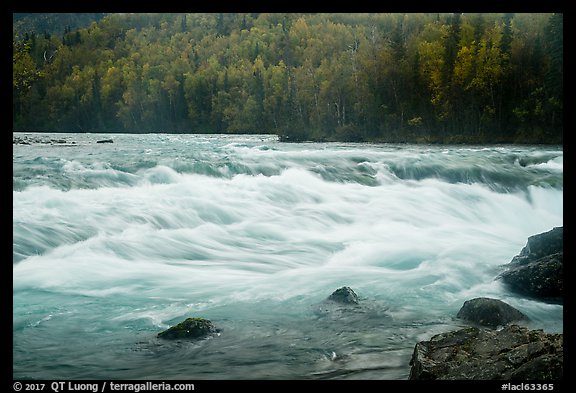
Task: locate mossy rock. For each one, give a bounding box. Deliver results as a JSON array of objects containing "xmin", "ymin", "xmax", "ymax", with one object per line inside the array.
[
  {"xmin": 409, "ymin": 325, "xmax": 563, "ymax": 380},
  {"xmin": 157, "ymin": 318, "xmax": 217, "ymax": 340}
]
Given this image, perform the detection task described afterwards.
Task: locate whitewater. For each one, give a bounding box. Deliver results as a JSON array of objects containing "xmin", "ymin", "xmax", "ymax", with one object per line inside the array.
[{"xmin": 13, "ymin": 133, "xmax": 563, "ymax": 379}]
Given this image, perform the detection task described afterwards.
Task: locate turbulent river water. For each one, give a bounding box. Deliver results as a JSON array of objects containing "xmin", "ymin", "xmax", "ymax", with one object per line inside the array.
[{"xmin": 13, "ymin": 133, "xmax": 563, "ymax": 380}]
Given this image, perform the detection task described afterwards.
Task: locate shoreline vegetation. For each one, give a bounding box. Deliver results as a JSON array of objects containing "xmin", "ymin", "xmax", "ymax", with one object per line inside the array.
[
  {"xmin": 13, "ymin": 13, "xmax": 562, "ymax": 145},
  {"xmin": 12, "ymin": 131, "xmax": 564, "ymax": 148}
]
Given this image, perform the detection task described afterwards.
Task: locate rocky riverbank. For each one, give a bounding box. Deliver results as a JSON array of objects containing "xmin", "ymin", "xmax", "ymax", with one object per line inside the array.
[
  {"xmin": 13, "ymin": 134, "xmax": 113, "ymax": 145},
  {"xmin": 409, "ymin": 227, "xmax": 563, "ymax": 380},
  {"xmin": 409, "ymin": 325, "xmax": 563, "ymax": 380},
  {"xmin": 157, "ymin": 228, "xmax": 562, "ymax": 380}
]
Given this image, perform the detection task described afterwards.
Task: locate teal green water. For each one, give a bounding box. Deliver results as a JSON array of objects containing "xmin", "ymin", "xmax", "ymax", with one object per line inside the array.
[{"xmin": 13, "ymin": 133, "xmax": 563, "ymax": 379}]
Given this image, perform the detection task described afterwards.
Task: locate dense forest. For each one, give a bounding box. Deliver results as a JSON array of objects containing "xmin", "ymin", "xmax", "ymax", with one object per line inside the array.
[
  {"xmin": 13, "ymin": 13, "xmax": 107, "ymax": 38},
  {"xmin": 13, "ymin": 13, "xmax": 563, "ymax": 143}
]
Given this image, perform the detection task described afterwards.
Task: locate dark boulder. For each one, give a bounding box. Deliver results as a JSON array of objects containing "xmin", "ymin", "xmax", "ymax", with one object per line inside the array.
[
  {"xmin": 157, "ymin": 317, "xmax": 218, "ymax": 340},
  {"xmin": 96, "ymin": 139, "xmax": 114, "ymax": 143},
  {"xmin": 315, "ymin": 286, "xmax": 361, "ymax": 318},
  {"xmin": 499, "ymin": 227, "xmax": 563, "ymax": 302},
  {"xmin": 512, "ymin": 227, "xmax": 563, "ymax": 262},
  {"xmin": 456, "ymin": 297, "xmax": 528, "ymax": 329},
  {"xmin": 314, "ymin": 287, "xmax": 391, "ymax": 328},
  {"xmin": 409, "ymin": 325, "xmax": 563, "ymax": 380},
  {"xmin": 327, "ymin": 286, "xmax": 360, "ymax": 305},
  {"xmin": 500, "ymin": 254, "xmax": 563, "ymax": 300}
]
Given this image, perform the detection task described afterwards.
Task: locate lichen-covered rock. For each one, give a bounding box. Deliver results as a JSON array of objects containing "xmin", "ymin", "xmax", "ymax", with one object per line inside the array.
[
  {"xmin": 327, "ymin": 286, "xmax": 360, "ymax": 305},
  {"xmin": 499, "ymin": 227, "xmax": 563, "ymax": 302},
  {"xmin": 157, "ymin": 317, "xmax": 217, "ymax": 340},
  {"xmin": 456, "ymin": 297, "xmax": 528, "ymax": 329},
  {"xmin": 409, "ymin": 325, "xmax": 563, "ymax": 380}
]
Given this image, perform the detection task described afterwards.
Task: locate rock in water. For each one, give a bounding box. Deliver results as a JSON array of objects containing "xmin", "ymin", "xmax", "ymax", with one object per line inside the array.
[
  {"xmin": 499, "ymin": 227, "xmax": 563, "ymax": 302},
  {"xmin": 314, "ymin": 286, "xmax": 391, "ymax": 327},
  {"xmin": 327, "ymin": 286, "xmax": 360, "ymax": 305},
  {"xmin": 456, "ymin": 297, "xmax": 528, "ymax": 329},
  {"xmin": 157, "ymin": 318, "xmax": 217, "ymax": 340},
  {"xmin": 409, "ymin": 325, "xmax": 563, "ymax": 380},
  {"xmin": 513, "ymin": 227, "xmax": 563, "ymax": 261}
]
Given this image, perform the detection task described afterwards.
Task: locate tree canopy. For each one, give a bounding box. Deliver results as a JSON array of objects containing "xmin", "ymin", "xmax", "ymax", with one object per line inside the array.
[{"xmin": 13, "ymin": 13, "xmax": 562, "ymax": 143}]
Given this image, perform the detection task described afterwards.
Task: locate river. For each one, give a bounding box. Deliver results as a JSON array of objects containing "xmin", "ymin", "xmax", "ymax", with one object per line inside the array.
[{"xmin": 13, "ymin": 133, "xmax": 563, "ymax": 379}]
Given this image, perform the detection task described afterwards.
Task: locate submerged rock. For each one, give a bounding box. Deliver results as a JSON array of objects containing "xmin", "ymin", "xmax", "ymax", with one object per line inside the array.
[
  {"xmin": 409, "ymin": 325, "xmax": 563, "ymax": 380},
  {"xmin": 499, "ymin": 227, "xmax": 563, "ymax": 302},
  {"xmin": 314, "ymin": 286, "xmax": 390, "ymax": 326},
  {"xmin": 157, "ymin": 318, "xmax": 218, "ymax": 340},
  {"xmin": 456, "ymin": 297, "xmax": 528, "ymax": 329},
  {"xmin": 316, "ymin": 286, "xmax": 361, "ymax": 316},
  {"xmin": 327, "ymin": 286, "xmax": 360, "ymax": 305}
]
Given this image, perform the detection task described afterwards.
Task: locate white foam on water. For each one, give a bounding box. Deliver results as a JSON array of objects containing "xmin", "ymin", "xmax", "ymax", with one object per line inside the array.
[{"xmin": 13, "ymin": 134, "xmax": 563, "ymax": 379}]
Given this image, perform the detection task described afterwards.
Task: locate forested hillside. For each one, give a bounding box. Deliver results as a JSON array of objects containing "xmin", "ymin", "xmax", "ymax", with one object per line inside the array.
[
  {"xmin": 13, "ymin": 13, "xmax": 107, "ymax": 38},
  {"xmin": 13, "ymin": 13, "xmax": 562, "ymax": 143}
]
